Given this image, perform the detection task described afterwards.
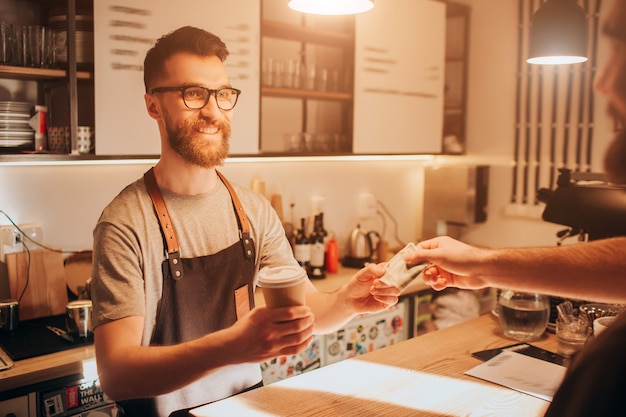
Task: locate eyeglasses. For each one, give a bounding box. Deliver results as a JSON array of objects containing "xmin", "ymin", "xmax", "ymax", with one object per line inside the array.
[{"xmin": 150, "ymin": 86, "xmax": 241, "ymax": 111}]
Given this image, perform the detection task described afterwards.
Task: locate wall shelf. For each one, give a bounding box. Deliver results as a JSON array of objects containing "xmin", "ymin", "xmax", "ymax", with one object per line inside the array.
[
  {"xmin": 0, "ymin": 65, "xmax": 93, "ymax": 81},
  {"xmin": 261, "ymin": 86, "xmax": 352, "ymax": 101},
  {"xmin": 262, "ymin": 20, "xmax": 353, "ymax": 48}
]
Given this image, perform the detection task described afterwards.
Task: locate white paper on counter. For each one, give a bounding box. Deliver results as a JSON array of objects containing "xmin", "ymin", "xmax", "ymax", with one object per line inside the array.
[{"xmin": 465, "ymin": 350, "xmax": 567, "ymax": 401}]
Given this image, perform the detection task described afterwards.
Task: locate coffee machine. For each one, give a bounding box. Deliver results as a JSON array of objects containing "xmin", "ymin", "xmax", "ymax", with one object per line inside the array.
[
  {"xmin": 537, "ymin": 168, "xmax": 626, "ymax": 327},
  {"xmin": 538, "ymin": 168, "xmax": 626, "ymax": 242}
]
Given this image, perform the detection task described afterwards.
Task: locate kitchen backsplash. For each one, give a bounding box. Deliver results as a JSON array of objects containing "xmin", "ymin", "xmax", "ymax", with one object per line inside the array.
[{"xmin": 0, "ymin": 159, "xmax": 427, "ymax": 258}]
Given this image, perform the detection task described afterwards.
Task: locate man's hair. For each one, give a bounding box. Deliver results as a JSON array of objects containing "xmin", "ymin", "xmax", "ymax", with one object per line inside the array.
[{"xmin": 143, "ymin": 26, "xmax": 229, "ymax": 92}]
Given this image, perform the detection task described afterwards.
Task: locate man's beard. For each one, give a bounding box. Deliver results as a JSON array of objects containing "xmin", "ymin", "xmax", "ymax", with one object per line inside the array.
[{"xmin": 166, "ymin": 117, "xmax": 231, "ymax": 168}]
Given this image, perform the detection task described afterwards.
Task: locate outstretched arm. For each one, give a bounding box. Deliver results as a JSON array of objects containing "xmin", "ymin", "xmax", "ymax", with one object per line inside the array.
[{"xmin": 405, "ymin": 236, "xmax": 626, "ymax": 304}]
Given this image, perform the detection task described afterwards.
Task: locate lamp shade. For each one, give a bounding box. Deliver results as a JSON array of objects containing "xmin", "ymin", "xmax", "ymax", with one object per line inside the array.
[
  {"xmin": 288, "ymin": 0, "xmax": 374, "ymax": 15},
  {"xmin": 527, "ymin": 0, "xmax": 588, "ymax": 65}
]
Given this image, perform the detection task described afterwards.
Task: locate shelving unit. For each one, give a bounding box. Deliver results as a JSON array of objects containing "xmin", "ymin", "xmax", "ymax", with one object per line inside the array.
[
  {"xmin": 259, "ymin": 3, "xmax": 355, "ymax": 154},
  {"xmin": 0, "ymin": 0, "xmax": 94, "ymax": 157},
  {"xmin": 442, "ymin": 1, "xmax": 470, "ymax": 154}
]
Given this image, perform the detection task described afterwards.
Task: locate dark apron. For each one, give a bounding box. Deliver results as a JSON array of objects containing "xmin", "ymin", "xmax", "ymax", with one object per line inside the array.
[{"xmin": 118, "ymin": 168, "xmax": 260, "ymax": 417}]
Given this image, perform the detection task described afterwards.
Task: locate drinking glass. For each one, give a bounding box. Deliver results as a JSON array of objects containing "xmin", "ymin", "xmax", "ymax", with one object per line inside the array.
[
  {"xmin": 556, "ymin": 317, "xmax": 592, "ymax": 357},
  {"xmin": 498, "ymin": 290, "xmax": 550, "ymax": 341}
]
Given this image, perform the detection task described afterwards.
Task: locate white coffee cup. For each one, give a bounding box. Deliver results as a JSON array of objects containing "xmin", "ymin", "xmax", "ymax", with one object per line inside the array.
[
  {"xmin": 593, "ymin": 316, "xmax": 616, "ymax": 336},
  {"xmin": 257, "ymin": 265, "xmax": 307, "ymax": 308}
]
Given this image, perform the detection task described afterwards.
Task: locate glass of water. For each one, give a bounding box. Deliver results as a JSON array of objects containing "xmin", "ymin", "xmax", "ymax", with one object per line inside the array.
[
  {"xmin": 556, "ymin": 317, "xmax": 592, "ymax": 357},
  {"xmin": 498, "ymin": 290, "xmax": 550, "ymax": 341}
]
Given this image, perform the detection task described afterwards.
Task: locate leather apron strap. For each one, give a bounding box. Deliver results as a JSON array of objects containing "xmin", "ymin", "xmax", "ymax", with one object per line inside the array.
[
  {"xmin": 216, "ymin": 170, "xmax": 255, "ymax": 260},
  {"xmin": 144, "ymin": 167, "xmax": 184, "ymax": 280},
  {"xmin": 143, "ymin": 167, "xmax": 256, "ymax": 280}
]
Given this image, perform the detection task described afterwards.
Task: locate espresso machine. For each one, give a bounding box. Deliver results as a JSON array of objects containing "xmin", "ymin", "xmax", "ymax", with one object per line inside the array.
[
  {"xmin": 538, "ymin": 168, "xmax": 626, "ymax": 242},
  {"xmin": 537, "ymin": 168, "xmax": 626, "ymax": 327}
]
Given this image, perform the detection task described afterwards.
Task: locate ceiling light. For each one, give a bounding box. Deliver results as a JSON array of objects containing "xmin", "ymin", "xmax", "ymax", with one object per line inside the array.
[
  {"xmin": 527, "ymin": 0, "xmax": 588, "ymax": 65},
  {"xmin": 288, "ymin": 0, "xmax": 374, "ymax": 15}
]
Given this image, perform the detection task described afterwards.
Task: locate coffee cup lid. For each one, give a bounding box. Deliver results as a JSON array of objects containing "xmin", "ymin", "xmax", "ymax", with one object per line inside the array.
[{"xmin": 257, "ymin": 265, "xmax": 307, "ymax": 288}]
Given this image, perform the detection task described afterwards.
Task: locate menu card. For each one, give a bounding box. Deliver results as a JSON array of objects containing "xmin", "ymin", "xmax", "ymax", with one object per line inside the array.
[{"xmin": 465, "ymin": 350, "xmax": 567, "ymax": 401}]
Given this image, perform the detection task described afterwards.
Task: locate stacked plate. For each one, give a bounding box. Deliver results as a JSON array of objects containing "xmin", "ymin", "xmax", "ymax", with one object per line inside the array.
[{"xmin": 0, "ymin": 101, "xmax": 35, "ymax": 152}]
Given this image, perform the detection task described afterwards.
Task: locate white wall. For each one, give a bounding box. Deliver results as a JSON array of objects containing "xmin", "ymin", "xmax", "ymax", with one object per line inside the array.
[{"xmin": 1, "ymin": 0, "xmax": 617, "ymax": 263}]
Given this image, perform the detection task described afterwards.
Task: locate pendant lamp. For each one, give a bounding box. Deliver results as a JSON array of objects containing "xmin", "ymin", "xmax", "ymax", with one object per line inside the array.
[
  {"xmin": 527, "ymin": 0, "xmax": 588, "ymax": 65},
  {"xmin": 288, "ymin": 0, "xmax": 374, "ymax": 15}
]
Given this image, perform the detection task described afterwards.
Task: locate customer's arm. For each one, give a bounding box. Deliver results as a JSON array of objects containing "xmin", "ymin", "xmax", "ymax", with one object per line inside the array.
[{"xmin": 406, "ymin": 236, "xmax": 626, "ymax": 304}]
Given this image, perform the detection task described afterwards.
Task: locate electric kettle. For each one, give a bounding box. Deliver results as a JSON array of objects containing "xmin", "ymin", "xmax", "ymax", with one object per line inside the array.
[{"xmin": 342, "ymin": 224, "xmax": 381, "ymax": 268}]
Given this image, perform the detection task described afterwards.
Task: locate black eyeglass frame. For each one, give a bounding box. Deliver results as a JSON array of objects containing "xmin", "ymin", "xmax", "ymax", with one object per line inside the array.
[{"xmin": 149, "ymin": 86, "xmax": 242, "ymax": 111}]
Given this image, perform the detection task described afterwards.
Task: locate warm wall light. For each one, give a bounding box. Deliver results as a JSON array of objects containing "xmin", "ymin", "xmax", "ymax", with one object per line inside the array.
[
  {"xmin": 527, "ymin": 0, "xmax": 588, "ymax": 65},
  {"xmin": 288, "ymin": 0, "xmax": 374, "ymax": 15}
]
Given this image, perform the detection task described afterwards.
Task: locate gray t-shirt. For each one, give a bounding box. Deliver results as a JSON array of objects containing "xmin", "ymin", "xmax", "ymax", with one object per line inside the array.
[{"xmin": 91, "ymin": 173, "xmax": 298, "ymax": 415}]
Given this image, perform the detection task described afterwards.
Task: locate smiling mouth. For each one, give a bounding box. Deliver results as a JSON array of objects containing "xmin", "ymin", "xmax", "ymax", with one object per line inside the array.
[{"xmin": 197, "ymin": 125, "xmax": 219, "ymax": 135}]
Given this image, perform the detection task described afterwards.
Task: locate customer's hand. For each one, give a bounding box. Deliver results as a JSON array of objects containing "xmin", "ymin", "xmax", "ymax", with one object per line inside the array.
[{"xmin": 405, "ymin": 236, "xmax": 490, "ymax": 291}]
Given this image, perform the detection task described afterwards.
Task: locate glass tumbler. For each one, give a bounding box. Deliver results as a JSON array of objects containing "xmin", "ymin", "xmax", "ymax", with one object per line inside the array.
[{"xmin": 498, "ymin": 290, "xmax": 550, "ymax": 341}]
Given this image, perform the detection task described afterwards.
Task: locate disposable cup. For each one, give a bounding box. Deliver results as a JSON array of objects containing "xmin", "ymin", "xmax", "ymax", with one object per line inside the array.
[
  {"xmin": 593, "ymin": 316, "xmax": 616, "ymax": 336},
  {"xmin": 258, "ymin": 265, "xmax": 307, "ymax": 308}
]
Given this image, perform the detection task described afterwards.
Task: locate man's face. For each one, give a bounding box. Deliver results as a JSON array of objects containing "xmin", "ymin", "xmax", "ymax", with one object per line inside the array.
[
  {"xmin": 153, "ymin": 52, "xmax": 234, "ymax": 168},
  {"xmin": 596, "ymin": 1, "xmax": 626, "ymax": 183},
  {"xmin": 595, "ymin": 1, "xmax": 626, "ymax": 125}
]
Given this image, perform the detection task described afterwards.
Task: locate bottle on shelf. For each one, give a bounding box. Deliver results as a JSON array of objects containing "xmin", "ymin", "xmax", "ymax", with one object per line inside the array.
[
  {"xmin": 308, "ymin": 213, "xmax": 326, "ymax": 279},
  {"xmin": 294, "ymin": 217, "xmax": 311, "ymax": 270},
  {"xmin": 325, "ymin": 233, "xmax": 339, "ymax": 274}
]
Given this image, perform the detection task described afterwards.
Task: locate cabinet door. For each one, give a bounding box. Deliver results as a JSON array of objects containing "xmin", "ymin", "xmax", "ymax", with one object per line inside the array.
[
  {"xmin": 0, "ymin": 394, "xmax": 33, "ymax": 417},
  {"xmin": 353, "ymin": 0, "xmax": 445, "ymax": 154},
  {"xmin": 93, "ymin": 0, "xmax": 260, "ymax": 155}
]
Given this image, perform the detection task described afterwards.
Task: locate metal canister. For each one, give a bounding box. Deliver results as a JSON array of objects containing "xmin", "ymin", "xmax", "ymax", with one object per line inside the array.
[
  {"xmin": 0, "ymin": 299, "xmax": 19, "ymax": 332},
  {"xmin": 66, "ymin": 299, "xmax": 92, "ymax": 338}
]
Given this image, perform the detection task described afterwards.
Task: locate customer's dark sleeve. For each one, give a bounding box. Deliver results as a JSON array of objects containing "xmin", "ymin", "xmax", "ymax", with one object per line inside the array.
[{"xmin": 545, "ymin": 313, "xmax": 626, "ymax": 417}]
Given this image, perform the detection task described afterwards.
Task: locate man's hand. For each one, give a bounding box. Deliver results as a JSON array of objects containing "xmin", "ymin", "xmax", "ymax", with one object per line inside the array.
[
  {"xmin": 346, "ymin": 263, "xmax": 402, "ymax": 313},
  {"xmin": 227, "ymin": 305, "xmax": 315, "ymax": 363}
]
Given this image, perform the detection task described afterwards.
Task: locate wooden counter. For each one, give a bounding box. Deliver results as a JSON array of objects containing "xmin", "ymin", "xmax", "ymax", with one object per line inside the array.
[
  {"xmin": 0, "ymin": 266, "xmax": 428, "ymax": 394},
  {"xmin": 191, "ymin": 314, "xmax": 560, "ymax": 417},
  {"xmin": 0, "ymin": 345, "xmax": 95, "ymax": 393}
]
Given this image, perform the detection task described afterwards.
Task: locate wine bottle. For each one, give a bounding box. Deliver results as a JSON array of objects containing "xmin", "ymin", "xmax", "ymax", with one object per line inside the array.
[
  {"xmin": 308, "ymin": 214, "xmax": 326, "ymax": 279},
  {"xmin": 293, "ymin": 217, "xmax": 311, "ymax": 269}
]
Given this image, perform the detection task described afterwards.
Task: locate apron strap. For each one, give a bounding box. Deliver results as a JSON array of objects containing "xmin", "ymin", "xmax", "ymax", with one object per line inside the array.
[
  {"xmin": 144, "ymin": 167, "xmax": 184, "ymax": 280},
  {"xmin": 216, "ymin": 170, "xmax": 255, "ymax": 260},
  {"xmin": 143, "ymin": 167, "xmax": 255, "ymax": 280}
]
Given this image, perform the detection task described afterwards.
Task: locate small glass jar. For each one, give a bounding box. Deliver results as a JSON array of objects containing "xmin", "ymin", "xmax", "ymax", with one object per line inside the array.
[{"xmin": 498, "ymin": 290, "xmax": 550, "ymax": 341}]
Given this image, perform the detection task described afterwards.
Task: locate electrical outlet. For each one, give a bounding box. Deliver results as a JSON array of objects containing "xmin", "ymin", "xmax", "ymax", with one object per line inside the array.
[
  {"xmin": 18, "ymin": 223, "xmax": 43, "ymax": 246},
  {"xmin": 357, "ymin": 193, "xmax": 377, "ymax": 219},
  {"xmin": 0, "ymin": 223, "xmax": 43, "ymax": 262},
  {"xmin": 1, "ymin": 225, "xmax": 19, "ymax": 262}
]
